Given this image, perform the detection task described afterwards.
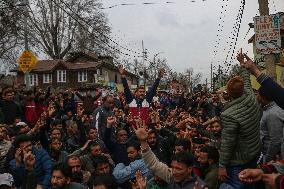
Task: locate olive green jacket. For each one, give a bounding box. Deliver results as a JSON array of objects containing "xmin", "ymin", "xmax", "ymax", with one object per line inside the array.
[{"xmin": 219, "ymin": 69, "xmax": 262, "ymax": 167}]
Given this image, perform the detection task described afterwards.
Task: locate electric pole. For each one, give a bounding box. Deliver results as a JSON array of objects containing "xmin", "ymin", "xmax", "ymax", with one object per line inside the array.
[
  {"xmin": 258, "ymin": 0, "xmax": 277, "ymax": 80},
  {"xmin": 142, "ymin": 40, "xmax": 147, "ymax": 88},
  {"xmin": 210, "ymin": 63, "xmax": 213, "ymax": 91}
]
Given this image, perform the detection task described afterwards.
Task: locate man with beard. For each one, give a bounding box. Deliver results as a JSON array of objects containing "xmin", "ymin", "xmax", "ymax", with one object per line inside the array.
[
  {"xmin": 104, "ymin": 116, "xmax": 129, "ymax": 165},
  {"xmin": 0, "ymin": 87, "xmax": 22, "ymax": 125},
  {"xmin": 76, "ymin": 89, "xmax": 101, "ymax": 115},
  {"xmin": 119, "ymin": 65, "xmax": 165, "ymax": 124},
  {"xmin": 49, "ymin": 138, "xmax": 68, "ymax": 164},
  {"xmin": 198, "ymin": 146, "xmax": 219, "ymax": 189},
  {"xmin": 196, "ymin": 117, "xmax": 222, "ymax": 149},
  {"xmin": 71, "ymin": 140, "xmax": 114, "ymax": 174},
  {"xmin": 92, "ymin": 95, "xmax": 114, "ymax": 139},
  {"xmin": 51, "ymin": 163, "xmax": 86, "ymax": 189},
  {"xmin": 113, "ymin": 141, "xmax": 152, "ymax": 187},
  {"xmin": 66, "ymin": 155, "xmax": 91, "ymax": 186},
  {"xmin": 9, "ymin": 134, "xmax": 52, "ymax": 189},
  {"xmin": 146, "ymin": 130, "xmax": 170, "ymax": 164}
]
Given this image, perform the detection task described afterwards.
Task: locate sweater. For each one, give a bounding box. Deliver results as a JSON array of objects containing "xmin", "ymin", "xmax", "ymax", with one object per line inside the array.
[
  {"xmin": 122, "ymin": 77, "xmax": 160, "ymax": 124},
  {"xmin": 113, "ymin": 158, "xmax": 152, "ymax": 184},
  {"xmin": 260, "ymin": 102, "xmax": 284, "ymax": 162},
  {"xmin": 219, "ymin": 68, "xmax": 262, "ymax": 167},
  {"xmin": 142, "ymin": 148, "xmax": 205, "ymax": 189}
]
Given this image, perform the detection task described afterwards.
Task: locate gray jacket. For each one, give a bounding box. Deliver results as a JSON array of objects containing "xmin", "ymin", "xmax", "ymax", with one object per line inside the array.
[{"xmin": 260, "ymin": 102, "xmax": 284, "ymax": 162}]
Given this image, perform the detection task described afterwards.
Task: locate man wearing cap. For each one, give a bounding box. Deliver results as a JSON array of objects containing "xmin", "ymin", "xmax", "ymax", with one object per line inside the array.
[
  {"xmin": 0, "ymin": 173, "xmax": 15, "ymax": 189},
  {"xmin": 218, "ymin": 51, "xmax": 262, "ymax": 188},
  {"xmin": 118, "ymin": 65, "xmax": 165, "ymax": 124}
]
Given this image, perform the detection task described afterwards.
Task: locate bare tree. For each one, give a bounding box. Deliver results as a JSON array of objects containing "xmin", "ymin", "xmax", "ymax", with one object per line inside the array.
[
  {"xmin": 27, "ymin": 0, "xmax": 111, "ymax": 59},
  {"xmin": 0, "ymin": 0, "xmax": 22, "ymax": 68}
]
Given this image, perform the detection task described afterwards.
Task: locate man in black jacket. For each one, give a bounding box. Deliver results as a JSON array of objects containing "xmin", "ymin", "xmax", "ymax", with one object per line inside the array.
[{"xmin": 0, "ymin": 87, "xmax": 22, "ymax": 125}]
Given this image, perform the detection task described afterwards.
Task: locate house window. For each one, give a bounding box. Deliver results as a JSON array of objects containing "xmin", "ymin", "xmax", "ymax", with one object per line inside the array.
[
  {"xmin": 25, "ymin": 74, "xmax": 38, "ymax": 86},
  {"xmin": 43, "ymin": 73, "xmax": 52, "ymax": 84},
  {"xmin": 57, "ymin": 70, "xmax": 66, "ymax": 83},
  {"xmin": 78, "ymin": 71, "xmax": 88, "ymax": 82},
  {"xmin": 115, "ymin": 74, "xmax": 118, "ymax": 83}
]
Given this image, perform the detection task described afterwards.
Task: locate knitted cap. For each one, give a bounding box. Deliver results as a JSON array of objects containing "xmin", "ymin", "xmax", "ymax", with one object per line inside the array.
[{"xmin": 226, "ymin": 76, "xmax": 244, "ymax": 99}]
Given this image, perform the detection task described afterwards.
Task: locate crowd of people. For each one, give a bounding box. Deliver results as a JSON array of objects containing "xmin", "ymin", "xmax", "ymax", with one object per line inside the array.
[{"xmin": 0, "ymin": 52, "xmax": 284, "ymax": 189}]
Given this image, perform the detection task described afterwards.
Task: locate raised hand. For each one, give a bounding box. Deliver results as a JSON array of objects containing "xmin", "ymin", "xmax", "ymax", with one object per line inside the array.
[
  {"xmin": 236, "ymin": 49, "xmax": 261, "ymax": 77},
  {"xmin": 15, "ymin": 148, "xmax": 22, "ymax": 167},
  {"xmin": 133, "ymin": 120, "xmax": 148, "ymax": 142},
  {"xmin": 23, "ymin": 151, "xmax": 36, "ymax": 171},
  {"xmin": 135, "ymin": 170, "xmax": 147, "ymax": 189}
]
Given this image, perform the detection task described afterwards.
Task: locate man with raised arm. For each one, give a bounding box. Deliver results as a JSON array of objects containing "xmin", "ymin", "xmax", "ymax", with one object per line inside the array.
[{"xmin": 118, "ymin": 65, "xmax": 165, "ymax": 124}]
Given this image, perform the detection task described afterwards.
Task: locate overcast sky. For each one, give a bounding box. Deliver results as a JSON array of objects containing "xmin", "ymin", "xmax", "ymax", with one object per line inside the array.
[{"xmin": 102, "ymin": 0, "xmax": 284, "ymax": 82}]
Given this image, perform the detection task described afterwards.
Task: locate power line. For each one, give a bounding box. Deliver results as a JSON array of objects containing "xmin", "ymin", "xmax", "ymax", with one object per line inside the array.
[
  {"xmin": 58, "ymin": 0, "xmax": 142, "ymax": 56},
  {"xmin": 48, "ymin": 0, "xmax": 142, "ymax": 60},
  {"xmin": 211, "ymin": 0, "xmax": 229, "ymax": 65},
  {"xmin": 100, "ymin": 0, "xmax": 208, "ymax": 9}
]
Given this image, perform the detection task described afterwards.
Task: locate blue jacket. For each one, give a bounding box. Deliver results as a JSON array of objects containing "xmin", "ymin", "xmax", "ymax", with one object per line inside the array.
[
  {"xmin": 257, "ymin": 74, "xmax": 284, "ymax": 110},
  {"xmin": 9, "ymin": 147, "xmax": 52, "ymax": 189},
  {"xmin": 113, "ymin": 158, "xmax": 152, "ymax": 184}
]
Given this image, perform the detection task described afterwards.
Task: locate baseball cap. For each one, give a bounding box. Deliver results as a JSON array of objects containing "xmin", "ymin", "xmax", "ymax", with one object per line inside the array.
[
  {"xmin": 0, "ymin": 173, "xmax": 14, "ymax": 186},
  {"xmin": 16, "ymin": 122, "xmax": 27, "ymax": 127}
]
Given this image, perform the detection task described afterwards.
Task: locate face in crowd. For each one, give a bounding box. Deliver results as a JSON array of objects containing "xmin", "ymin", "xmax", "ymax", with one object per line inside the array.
[
  {"xmin": 88, "ymin": 128, "xmax": 98, "ymax": 141},
  {"xmin": 90, "ymin": 144, "xmax": 102, "ymax": 157},
  {"xmin": 95, "ymin": 162, "xmax": 111, "ymax": 175},
  {"xmin": 116, "ymin": 129, "xmax": 128, "ymax": 144},
  {"xmin": 127, "ymin": 146, "xmax": 139, "ymax": 162},
  {"xmin": 104, "ymin": 96, "xmax": 114, "ymax": 109},
  {"xmin": 211, "ymin": 121, "xmax": 222, "ymax": 135},
  {"xmin": 67, "ymin": 157, "xmax": 82, "ymax": 174},
  {"xmin": 3, "ymin": 90, "xmax": 15, "ymax": 101},
  {"xmin": 50, "ymin": 139, "xmax": 62, "ymax": 152},
  {"xmin": 51, "ymin": 170, "xmax": 70, "ymax": 188},
  {"xmin": 171, "ymin": 153, "xmax": 193, "ymax": 183},
  {"xmin": 147, "ymin": 132, "xmax": 157, "ymax": 147},
  {"xmin": 135, "ymin": 87, "xmax": 146, "ymax": 100},
  {"xmin": 51, "ymin": 129, "xmax": 62, "ymax": 140}
]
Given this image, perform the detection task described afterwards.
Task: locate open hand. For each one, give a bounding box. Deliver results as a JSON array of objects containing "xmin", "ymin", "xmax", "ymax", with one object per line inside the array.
[
  {"xmin": 239, "ymin": 169, "xmax": 263, "ymax": 183},
  {"xmin": 133, "ymin": 120, "xmax": 148, "ymax": 142}
]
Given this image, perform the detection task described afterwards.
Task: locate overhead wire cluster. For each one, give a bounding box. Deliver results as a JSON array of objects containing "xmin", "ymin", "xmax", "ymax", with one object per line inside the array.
[
  {"xmin": 101, "ymin": 0, "xmax": 208, "ymax": 9},
  {"xmin": 57, "ymin": 0, "xmax": 142, "ymax": 58},
  {"xmin": 223, "ymin": 0, "xmax": 246, "ymax": 74},
  {"xmin": 211, "ymin": 0, "xmax": 229, "ymax": 72}
]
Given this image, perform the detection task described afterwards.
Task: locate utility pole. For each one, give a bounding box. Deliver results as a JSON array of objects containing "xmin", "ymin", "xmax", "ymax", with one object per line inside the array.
[
  {"xmin": 210, "ymin": 63, "xmax": 213, "ymax": 91},
  {"xmin": 258, "ymin": 0, "xmax": 277, "ymax": 80},
  {"xmin": 142, "ymin": 40, "xmax": 147, "ymax": 88}
]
